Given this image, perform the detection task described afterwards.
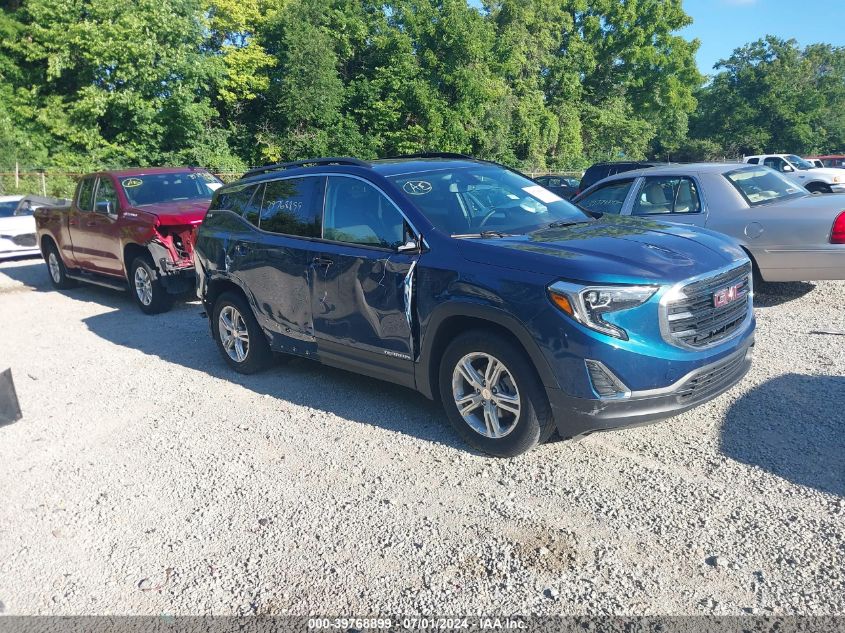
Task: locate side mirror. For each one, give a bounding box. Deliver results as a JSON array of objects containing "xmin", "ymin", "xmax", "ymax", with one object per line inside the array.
[
  {"xmin": 397, "ymin": 238, "xmax": 420, "ymax": 253},
  {"xmin": 782, "ymin": 165, "xmax": 794, "ymax": 173},
  {"xmin": 96, "ymin": 200, "xmax": 115, "ymax": 216}
]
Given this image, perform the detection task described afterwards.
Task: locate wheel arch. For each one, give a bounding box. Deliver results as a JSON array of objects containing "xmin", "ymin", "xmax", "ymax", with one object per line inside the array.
[
  {"xmin": 417, "ymin": 303, "xmax": 559, "ymax": 401},
  {"xmin": 122, "ymin": 242, "xmax": 149, "ymax": 279},
  {"xmin": 39, "ymin": 234, "xmax": 57, "ymax": 261},
  {"xmin": 205, "ymin": 276, "xmax": 250, "ymax": 311}
]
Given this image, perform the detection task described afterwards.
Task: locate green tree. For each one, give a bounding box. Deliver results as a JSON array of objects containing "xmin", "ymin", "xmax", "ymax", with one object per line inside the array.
[{"xmin": 692, "ymin": 36, "xmax": 845, "ymax": 156}]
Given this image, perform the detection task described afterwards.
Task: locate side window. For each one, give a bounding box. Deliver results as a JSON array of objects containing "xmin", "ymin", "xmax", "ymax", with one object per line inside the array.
[
  {"xmin": 577, "ymin": 180, "xmax": 634, "ymax": 215},
  {"xmin": 94, "ymin": 178, "xmax": 119, "ymax": 213},
  {"xmin": 323, "ymin": 176, "xmax": 405, "ymax": 248},
  {"xmin": 77, "ymin": 177, "xmax": 96, "ymax": 212},
  {"xmin": 747, "ymin": 157, "xmax": 759, "ymax": 165},
  {"xmin": 212, "ymin": 183, "xmax": 260, "ymax": 218},
  {"xmin": 260, "ymin": 177, "xmax": 322, "ymax": 237},
  {"xmin": 633, "ymin": 177, "xmax": 701, "ymax": 215},
  {"xmin": 763, "ymin": 157, "xmax": 785, "ymax": 171}
]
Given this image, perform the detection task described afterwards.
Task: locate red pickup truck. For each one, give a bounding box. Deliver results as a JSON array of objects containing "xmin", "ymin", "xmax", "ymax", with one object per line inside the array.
[{"xmin": 35, "ymin": 167, "xmax": 222, "ymax": 313}]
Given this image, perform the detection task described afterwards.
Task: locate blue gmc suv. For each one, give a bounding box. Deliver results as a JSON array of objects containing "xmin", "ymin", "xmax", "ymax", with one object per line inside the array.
[{"xmin": 194, "ymin": 154, "xmax": 755, "ymax": 456}]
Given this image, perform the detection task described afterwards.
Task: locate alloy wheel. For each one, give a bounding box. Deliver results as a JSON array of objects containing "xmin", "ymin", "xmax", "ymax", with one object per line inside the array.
[
  {"xmin": 48, "ymin": 252, "xmax": 61, "ymax": 283},
  {"xmin": 134, "ymin": 266, "xmax": 153, "ymax": 306},
  {"xmin": 218, "ymin": 305, "xmax": 250, "ymax": 363},
  {"xmin": 451, "ymin": 352, "xmax": 521, "ymax": 439}
]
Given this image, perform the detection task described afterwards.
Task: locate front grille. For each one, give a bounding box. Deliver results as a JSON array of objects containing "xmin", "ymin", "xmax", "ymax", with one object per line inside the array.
[
  {"xmin": 664, "ymin": 263, "xmax": 752, "ymax": 348},
  {"xmin": 677, "ymin": 349, "xmax": 749, "ymax": 403}
]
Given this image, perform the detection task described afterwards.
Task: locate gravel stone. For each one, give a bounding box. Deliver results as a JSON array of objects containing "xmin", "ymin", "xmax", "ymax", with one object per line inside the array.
[{"xmin": 0, "ymin": 260, "xmax": 844, "ymax": 615}]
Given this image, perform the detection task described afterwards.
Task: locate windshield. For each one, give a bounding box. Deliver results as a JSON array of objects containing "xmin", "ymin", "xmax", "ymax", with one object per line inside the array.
[
  {"xmin": 724, "ymin": 167, "xmax": 807, "ymax": 206},
  {"xmin": 119, "ymin": 172, "xmax": 222, "ymax": 206},
  {"xmin": 786, "ymin": 155, "xmax": 815, "ymax": 170},
  {"xmin": 388, "ymin": 166, "xmax": 590, "ymax": 235},
  {"xmin": 0, "ymin": 201, "xmax": 20, "ymax": 217}
]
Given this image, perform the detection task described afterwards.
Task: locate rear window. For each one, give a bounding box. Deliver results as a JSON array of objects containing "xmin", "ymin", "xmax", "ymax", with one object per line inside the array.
[{"xmin": 724, "ymin": 168, "xmax": 806, "ymax": 206}]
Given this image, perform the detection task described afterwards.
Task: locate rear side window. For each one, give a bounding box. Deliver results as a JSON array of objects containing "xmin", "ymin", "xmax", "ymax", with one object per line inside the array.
[
  {"xmin": 632, "ymin": 177, "xmax": 701, "ymax": 215},
  {"xmin": 578, "ymin": 179, "xmax": 634, "ymax": 214},
  {"xmin": 260, "ymin": 177, "xmax": 323, "ymax": 237},
  {"xmin": 746, "ymin": 157, "xmax": 759, "ymax": 165},
  {"xmin": 213, "ymin": 183, "xmax": 260, "ymax": 216},
  {"xmin": 77, "ymin": 177, "xmax": 96, "ymax": 212}
]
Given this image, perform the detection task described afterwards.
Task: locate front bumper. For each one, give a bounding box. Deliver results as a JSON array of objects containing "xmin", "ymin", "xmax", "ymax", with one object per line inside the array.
[
  {"xmin": 830, "ymin": 184, "xmax": 845, "ymax": 193},
  {"xmin": 547, "ymin": 338, "xmax": 754, "ymax": 438}
]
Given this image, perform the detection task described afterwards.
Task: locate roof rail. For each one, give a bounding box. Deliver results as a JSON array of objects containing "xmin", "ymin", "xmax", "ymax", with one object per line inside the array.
[
  {"xmin": 242, "ymin": 157, "xmax": 371, "ymax": 179},
  {"xmin": 390, "ymin": 152, "xmax": 476, "ymax": 161}
]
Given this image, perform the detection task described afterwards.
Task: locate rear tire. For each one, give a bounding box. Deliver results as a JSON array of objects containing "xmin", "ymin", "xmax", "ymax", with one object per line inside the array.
[
  {"xmin": 129, "ymin": 255, "xmax": 173, "ymax": 314},
  {"xmin": 44, "ymin": 241, "xmax": 77, "ymax": 289},
  {"xmin": 438, "ymin": 330, "xmax": 555, "ymax": 457},
  {"xmin": 211, "ymin": 292, "xmax": 272, "ymax": 374}
]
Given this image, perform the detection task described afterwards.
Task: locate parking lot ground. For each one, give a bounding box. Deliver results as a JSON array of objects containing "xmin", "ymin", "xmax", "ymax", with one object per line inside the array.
[{"xmin": 0, "ymin": 257, "xmax": 843, "ymax": 615}]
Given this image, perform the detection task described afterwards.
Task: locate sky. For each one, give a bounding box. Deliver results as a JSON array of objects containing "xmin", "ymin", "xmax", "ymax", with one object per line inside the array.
[{"xmin": 681, "ymin": 0, "xmax": 845, "ymax": 74}]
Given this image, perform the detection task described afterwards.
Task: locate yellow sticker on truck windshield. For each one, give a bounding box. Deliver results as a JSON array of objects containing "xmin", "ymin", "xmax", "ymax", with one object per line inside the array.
[{"xmin": 122, "ymin": 178, "xmax": 143, "ymax": 188}]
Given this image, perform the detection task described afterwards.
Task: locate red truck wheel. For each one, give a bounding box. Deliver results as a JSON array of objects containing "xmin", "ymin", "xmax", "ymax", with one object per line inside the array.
[
  {"xmin": 129, "ymin": 255, "xmax": 174, "ymax": 315},
  {"xmin": 44, "ymin": 242, "xmax": 77, "ymax": 290}
]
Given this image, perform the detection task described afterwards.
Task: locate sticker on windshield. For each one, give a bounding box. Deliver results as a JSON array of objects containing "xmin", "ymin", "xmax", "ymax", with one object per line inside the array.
[
  {"xmin": 523, "ymin": 185, "xmax": 562, "ymax": 204},
  {"xmin": 403, "ymin": 180, "xmax": 432, "ymax": 195},
  {"xmin": 207, "ymin": 183, "xmax": 223, "ymax": 191},
  {"xmin": 122, "ymin": 178, "xmax": 143, "ymax": 188}
]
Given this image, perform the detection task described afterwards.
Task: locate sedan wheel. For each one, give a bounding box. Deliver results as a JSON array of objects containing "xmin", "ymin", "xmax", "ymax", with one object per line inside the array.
[
  {"xmin": 218, "ymin": 305, "xmax": 250, "ymax": 363},
  {"xmin": 451, "ymin": 352, "xmax": 521, "ymax": 439}
]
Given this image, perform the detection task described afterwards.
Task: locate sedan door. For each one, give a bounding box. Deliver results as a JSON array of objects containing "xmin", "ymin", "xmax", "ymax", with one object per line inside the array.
[
  {"xmin": 310, "ymin": 175, "xmax": 420, "ymax": 388},
  {"xmin": 624, "ymin": 175, "xmax": 707, "ymax": 227}
]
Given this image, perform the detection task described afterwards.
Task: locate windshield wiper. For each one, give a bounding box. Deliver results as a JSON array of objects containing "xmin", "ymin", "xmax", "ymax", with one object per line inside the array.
[
  {"xmin": 452, "ymin": 230, "xmax": 513, "ymax": 239},
  {"xmin": 546, "ymin": 219, "xmax": 592, "ymax": 229}
]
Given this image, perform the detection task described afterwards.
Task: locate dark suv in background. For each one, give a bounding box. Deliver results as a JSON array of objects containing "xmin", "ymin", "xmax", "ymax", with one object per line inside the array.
[
  {"xmin": 194, "ymin": 154, "xmax": 755, "ymax": 456},
  {"xmin": 578, "ymin": 161, "xmax": 664, "ymax": 195}
]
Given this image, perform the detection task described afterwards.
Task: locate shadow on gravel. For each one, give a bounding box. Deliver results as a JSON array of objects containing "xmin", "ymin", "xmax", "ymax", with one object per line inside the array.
[
  {"xmin": 753, "ymin": 281, "xmax": 816, "ymax": 307},
  {"xmin": 79, "ymin": 298, "xmax": 464, "ymax": 451},
  {"xmin": 0, "ymin": 260, "xmax": 469, "ymax": 451},
  {"xmin": 721, "ymin": 373, "xmax": 845, "ymax": 497}
]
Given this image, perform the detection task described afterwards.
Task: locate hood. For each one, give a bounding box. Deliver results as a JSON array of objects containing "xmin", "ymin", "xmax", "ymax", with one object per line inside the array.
[
  {"xmin": 458, "ymin": 215, "xmax": 746, "ymax": 285},
  {"xmin": 130, "ymin": 199, "xmax": 211, "ymax": 226},
  {"xmin": 805, "ymin": 167, "xmax": 845, "ymax": 180}
]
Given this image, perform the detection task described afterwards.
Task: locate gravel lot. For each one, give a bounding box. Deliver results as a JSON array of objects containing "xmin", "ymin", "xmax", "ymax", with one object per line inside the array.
[{"xmin": 0, "ymin": 256, "xmax": 843, "ymax": 617}]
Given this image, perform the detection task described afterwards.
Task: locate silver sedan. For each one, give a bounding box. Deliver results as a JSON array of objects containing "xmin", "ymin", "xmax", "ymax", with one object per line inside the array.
[{"xmin": 572, "ymin": 163, "xmax": 845, "ymax": 282}]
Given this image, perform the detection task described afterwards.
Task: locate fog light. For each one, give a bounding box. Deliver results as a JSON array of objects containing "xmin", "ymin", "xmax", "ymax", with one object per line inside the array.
[{"xmin": 585, "ymin": 360, "xmax": 631, "ymax": 399}]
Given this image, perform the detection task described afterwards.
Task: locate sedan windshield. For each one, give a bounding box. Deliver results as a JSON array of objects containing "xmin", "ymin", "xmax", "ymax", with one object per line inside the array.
[
  {"xmin": 120, "ymin": 172, "xmax": 222, "ymax": 206},
  {"xmin": 389, "ymin": 166, "xmax": 590, "ymax": 236},
  {"xmin": 786, "ymin": 155, "xmax": 815, "ymax": 170},
  {"xmin": 725, "ymin": 167, "xmax": 807, "ymax": 206}
]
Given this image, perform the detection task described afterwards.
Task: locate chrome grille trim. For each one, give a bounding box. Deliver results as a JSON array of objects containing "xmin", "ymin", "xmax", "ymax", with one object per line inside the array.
[{"xmin": 659, "ymin": 261, "xmax": 754, "ymax": 350}]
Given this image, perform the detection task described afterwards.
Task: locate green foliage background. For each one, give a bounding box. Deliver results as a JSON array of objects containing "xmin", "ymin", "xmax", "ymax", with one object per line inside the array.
[{"xmin": 1, "ymin": 0, "xmax": 844, "ymax": 185}]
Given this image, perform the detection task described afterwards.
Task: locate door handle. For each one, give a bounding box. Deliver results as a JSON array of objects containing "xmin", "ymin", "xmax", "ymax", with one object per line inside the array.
[
  {"xmin": 312, "ymin": 255, "xmax": 333, "ymax": 268},
  {"xmin": 234, "ymin": 243, "xmax": 250, "ymax": 256}
]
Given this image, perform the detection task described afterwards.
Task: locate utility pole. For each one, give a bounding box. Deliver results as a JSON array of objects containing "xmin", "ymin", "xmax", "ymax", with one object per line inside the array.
[
  {"xmin": 14, "ymin": 162, "xmax": 19, "ymax": 189},
  {"xmin": 39, "ymin": 169, "xmax": 46, "ymax": 197}
]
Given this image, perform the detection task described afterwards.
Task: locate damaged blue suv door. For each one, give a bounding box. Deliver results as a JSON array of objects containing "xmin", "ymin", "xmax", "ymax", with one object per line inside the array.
[{"xmin": 195, "ymin": 154, "xmax": 755, "ymax": 457}]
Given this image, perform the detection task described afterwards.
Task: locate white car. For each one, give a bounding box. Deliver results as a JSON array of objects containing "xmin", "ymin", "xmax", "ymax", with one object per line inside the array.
[
  {"xmin": 743, "ymin": 154, "xmax": 845, "ymax": 194},
  {"xmin": 0, "ymin": 195, "xmax": 67, "ymax": 260}
]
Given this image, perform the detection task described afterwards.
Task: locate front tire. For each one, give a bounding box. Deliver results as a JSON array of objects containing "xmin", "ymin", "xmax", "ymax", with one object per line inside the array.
[
  {"xmin": 129, "ymin": 255, "xmax": 173, "ymax": 314},
  {"xmin": 806, "ymin": 183, "xmax": 832, "ymax": 194},
  {"xmin": 44, "ymin": 242, "xmax": 77, "ymax": 289},
  {"xmin": 438, "ymin": 330, "xmax": 555, "ymax": 457},
  {"xmin": 211, "ymin": 292, "xmax": 272, "ymax": 374}
]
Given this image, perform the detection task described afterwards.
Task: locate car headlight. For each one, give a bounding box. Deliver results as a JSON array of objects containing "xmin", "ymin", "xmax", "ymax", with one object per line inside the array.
[
  {"xmin": 547, "ymin": 281, "xmax": 658, "ymax": 340},
  {"xmin": 832, "ymin": 175, "xmax": 845, "ymax": 184}
]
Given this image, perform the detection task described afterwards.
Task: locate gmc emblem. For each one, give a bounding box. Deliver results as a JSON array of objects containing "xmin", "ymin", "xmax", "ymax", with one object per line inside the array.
[{"xmin": 713, "ymin": 283, "xmax": 743, "ymax": 308}]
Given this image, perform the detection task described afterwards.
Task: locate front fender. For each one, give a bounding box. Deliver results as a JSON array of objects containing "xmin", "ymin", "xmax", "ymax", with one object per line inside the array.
[{"xmin": 416, "ymin": 300, "xmax": 560, "ymax": 399}]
